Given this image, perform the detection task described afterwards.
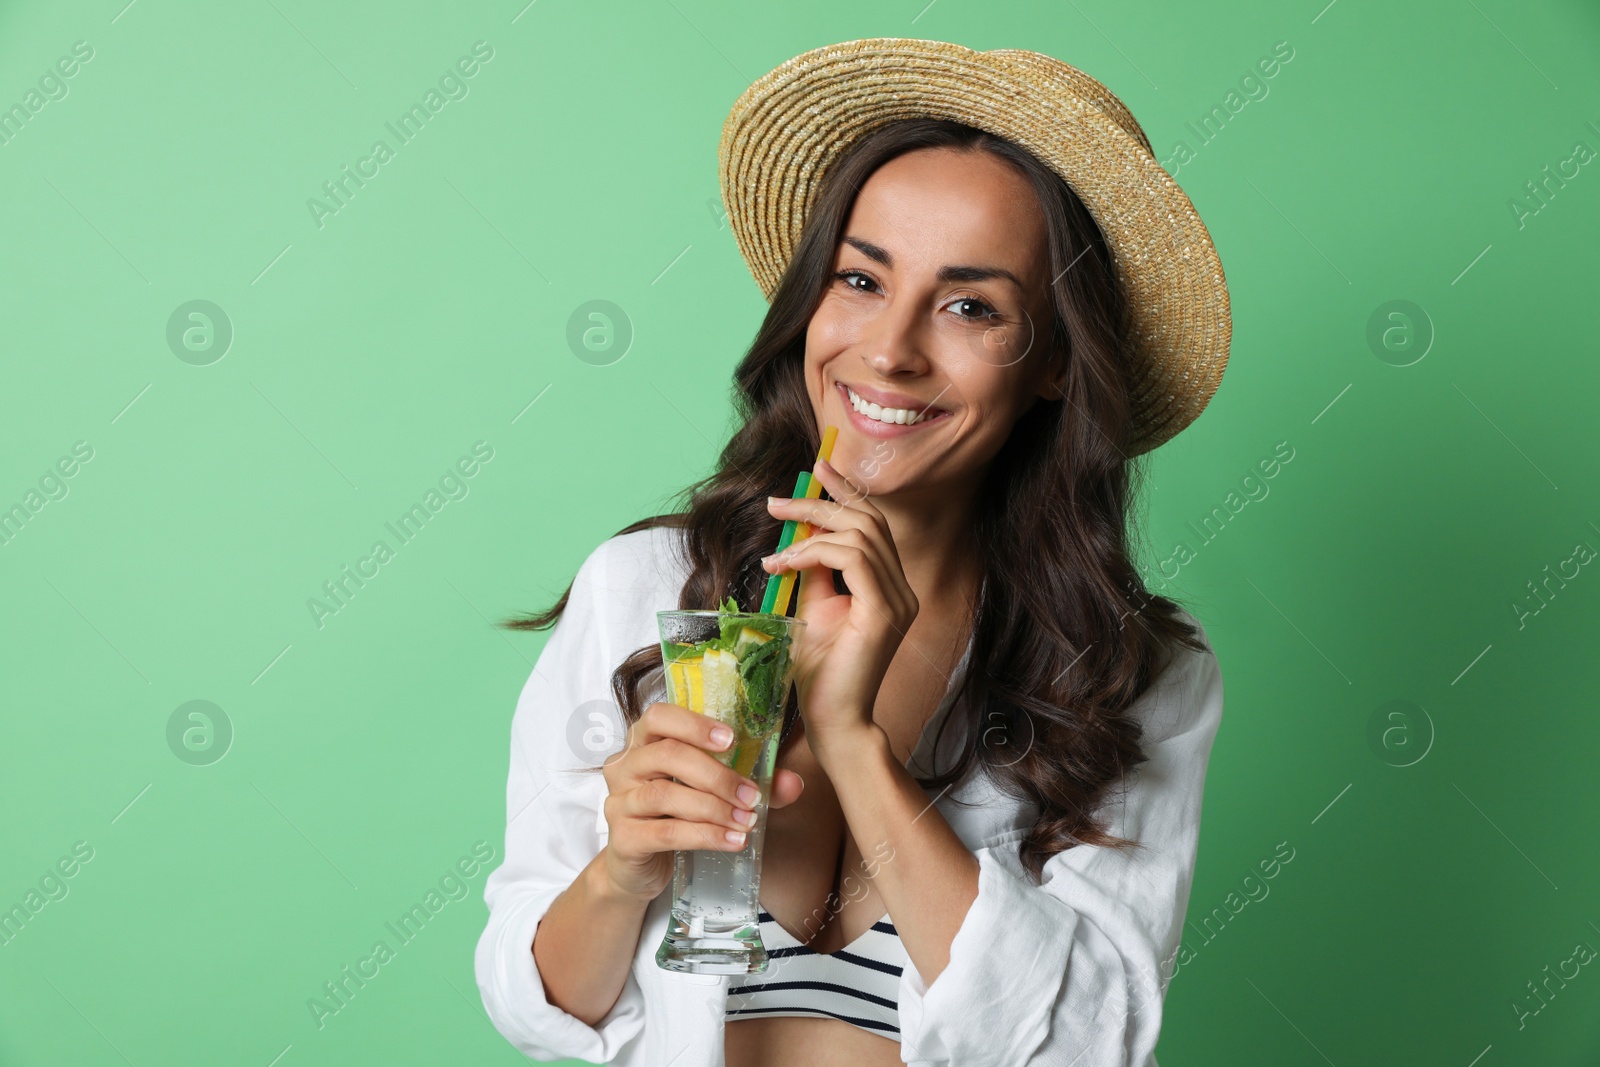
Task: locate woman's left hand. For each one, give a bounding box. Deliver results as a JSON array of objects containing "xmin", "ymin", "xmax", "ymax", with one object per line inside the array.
[{"xmin": 762, "ymin": 457, "xmax": 919, "ymax": 756}]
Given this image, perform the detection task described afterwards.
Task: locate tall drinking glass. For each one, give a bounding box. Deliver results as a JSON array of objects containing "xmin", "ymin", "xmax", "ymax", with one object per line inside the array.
[{"xmin": 654, "ymin": 607, "xmax": 805, "ymax": 975}]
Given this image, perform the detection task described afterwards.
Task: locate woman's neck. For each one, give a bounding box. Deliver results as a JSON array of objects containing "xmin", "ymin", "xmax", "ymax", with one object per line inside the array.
[{"xmin": 872, "ymin": 483, "xmax": 985, "ymax": 623}]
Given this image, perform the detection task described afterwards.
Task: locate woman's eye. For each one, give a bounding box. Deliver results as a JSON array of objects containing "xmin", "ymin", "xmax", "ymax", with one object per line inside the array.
[
  {"xmin": 950, "ymin": 296, "xmax": 998, "ymax": 320},
  {"xmin": 833, "ymin": 272, "xmax": 996, "ymax": 320},
  {"xmin": 835, "ymin": 269, "xmax": 877, "ymax": 293}
]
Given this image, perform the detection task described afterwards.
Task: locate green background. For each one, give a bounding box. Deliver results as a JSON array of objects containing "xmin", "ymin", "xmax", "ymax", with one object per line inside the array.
[{"xmin": 2, "ymin": 0, "xmax": 1597, "ymax": 1063}]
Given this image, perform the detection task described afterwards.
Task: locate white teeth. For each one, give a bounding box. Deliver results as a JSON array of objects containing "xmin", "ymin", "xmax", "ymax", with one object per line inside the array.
[{"xmin": 846, "ymin": 386, "xmax": 933, "ymax": 426}]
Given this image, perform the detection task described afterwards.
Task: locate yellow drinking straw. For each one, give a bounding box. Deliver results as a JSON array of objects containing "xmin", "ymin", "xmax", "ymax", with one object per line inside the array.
[{"xmin": 770, "ymin": 426, "xmax": 837, "ymax": 617}]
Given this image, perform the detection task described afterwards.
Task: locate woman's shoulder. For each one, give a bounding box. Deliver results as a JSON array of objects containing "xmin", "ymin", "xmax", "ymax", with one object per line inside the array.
[
  {"xmin": 1133, "ymin": 605, "xmax": 1223, "ymax": 746},
  {"xmin": 576, "ymin": 523, "xmax": 689, "ymax": 589},
  {"xmin": 561, "ymin": 523, "xmax": 692, "ymax": 645},
  {"xmin": 1162, "ymin": 604, "xmax": 1218, "ymax": 672}
]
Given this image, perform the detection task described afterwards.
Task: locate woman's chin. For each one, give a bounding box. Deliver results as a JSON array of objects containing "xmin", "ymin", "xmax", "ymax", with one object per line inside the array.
[
  {"xmin": 827, "ymin": 443, "xmax": 938, "ymax": 500},
  {"xmin": 824, "ymin": 460, "xmax": 881, "ymax": 497},
  {"xmin": 846, "ymin": 472, "xmax": 914, "ymax": 500}
]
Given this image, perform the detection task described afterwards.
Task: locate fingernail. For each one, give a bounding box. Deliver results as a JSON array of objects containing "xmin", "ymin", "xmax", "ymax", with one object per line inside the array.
[
  {"xmin": 711, "ymin": 726, "xmax": 734, "ymax": 748},
  {"xmin": 725, "ymin": 829, "xmax": 747, "ymax": 846},
  {"xmin": 737, "ymin": 783, "xmax": 759, "ymax": 806},
  {"xmin": 767, "ymin": 496, "xmax": 781, "ymax": 506},
  {"xmin": 734, "ymin": 808, "xmax": 757, "ymax": 827}
]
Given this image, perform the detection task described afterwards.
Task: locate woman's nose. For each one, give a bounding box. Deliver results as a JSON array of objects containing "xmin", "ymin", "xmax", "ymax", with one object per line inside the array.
[{"xmin": 864, "ymin": 298, "xmax": 930, "ymax": 376}]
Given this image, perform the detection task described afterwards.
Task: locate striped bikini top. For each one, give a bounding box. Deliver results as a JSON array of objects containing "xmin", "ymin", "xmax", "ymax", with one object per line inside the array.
[
  {"xmin": 724, "ymin": 907, "xmax": 909, "ymax": 1040},
  {"xmin": 722, "ymin": 634, "xmax": 971, "ymax": 1040}
]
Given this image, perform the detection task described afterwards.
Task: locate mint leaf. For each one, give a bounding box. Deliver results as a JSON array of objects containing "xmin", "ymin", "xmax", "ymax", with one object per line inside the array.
[{"xmin": 736, "ymin": 637, "xmax": 788, "ymax": 736}]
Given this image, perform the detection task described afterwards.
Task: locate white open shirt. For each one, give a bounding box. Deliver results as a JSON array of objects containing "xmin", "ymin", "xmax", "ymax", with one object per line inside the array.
[{"xmin": 475, "ymin": 526, "xmax": 1225, "ymax": 1066}]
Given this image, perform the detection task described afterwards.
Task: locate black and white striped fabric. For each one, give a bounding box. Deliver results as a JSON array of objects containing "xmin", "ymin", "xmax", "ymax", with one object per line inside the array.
[{"xmin": 724, "ymin": 909, "xmax": 907, "ymax": 1038}]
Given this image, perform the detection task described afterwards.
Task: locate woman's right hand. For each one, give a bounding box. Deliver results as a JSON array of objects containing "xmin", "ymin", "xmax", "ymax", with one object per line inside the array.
[{"xmin": 599, "ymin": 702, "xmax": 806, "ymax": 902}]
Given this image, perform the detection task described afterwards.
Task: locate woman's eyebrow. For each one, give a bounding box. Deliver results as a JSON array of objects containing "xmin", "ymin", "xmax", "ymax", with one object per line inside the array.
[{"xmin": 842, "ymin": 235, "xmax": 1024, "ymax": 289}]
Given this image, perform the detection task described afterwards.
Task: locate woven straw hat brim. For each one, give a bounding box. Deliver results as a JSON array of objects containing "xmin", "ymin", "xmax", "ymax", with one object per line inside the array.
[{"xmin": 718, "ymin": 38, "xmax": 1231, "ymax": 456}]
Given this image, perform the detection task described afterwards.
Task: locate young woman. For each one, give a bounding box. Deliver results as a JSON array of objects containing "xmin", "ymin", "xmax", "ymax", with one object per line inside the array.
[{"xmin": 477, "ymin": 39, "xmax": 1230, "ymax": 1067}]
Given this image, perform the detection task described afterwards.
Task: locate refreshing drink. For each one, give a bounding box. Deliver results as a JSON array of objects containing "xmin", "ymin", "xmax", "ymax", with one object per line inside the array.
[{"xmin": 654, "ymin": 599, "xmax": 804, "ymax": 975}]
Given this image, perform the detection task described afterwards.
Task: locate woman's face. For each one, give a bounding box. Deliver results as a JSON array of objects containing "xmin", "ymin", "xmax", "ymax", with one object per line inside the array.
[{"xmin": 804, "ymin": 145, "xmax": 1061, "ymax": 499}]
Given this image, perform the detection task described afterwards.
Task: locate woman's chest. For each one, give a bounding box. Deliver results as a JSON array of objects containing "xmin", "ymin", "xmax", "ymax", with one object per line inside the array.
[{"xmin": 757, "ymin": 651, "xmax": 963, "ymax": 954}]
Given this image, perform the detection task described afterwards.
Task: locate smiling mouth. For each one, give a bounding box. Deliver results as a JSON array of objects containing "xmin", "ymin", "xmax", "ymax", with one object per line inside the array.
[{"xmin": 839, "ymin": 383, "xmax": 951, "ymax": 427}]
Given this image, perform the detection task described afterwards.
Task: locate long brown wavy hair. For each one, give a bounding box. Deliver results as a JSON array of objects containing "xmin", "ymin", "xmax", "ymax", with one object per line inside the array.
[{"xmin": 504, "ymin": 118, "xmax": 1208, "ymax": 883}]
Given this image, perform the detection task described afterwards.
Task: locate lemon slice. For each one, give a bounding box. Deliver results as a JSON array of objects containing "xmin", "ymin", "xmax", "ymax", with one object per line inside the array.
[
  {"xmin": 729, "ymin": 738, "xmax": 762, "ymax": 780},
  {"xmin": 734, "ymin": 627, "xmax": 774, "ymax": 655},
  {"xmin": 666, "ymin": 655, "xmax": 704, "ymax": 711},
  {"xmin": 665, "ymin": 650, "xmax": 739, "ymax": 723},
  {"xmin": 698, "ymin": 648, "xmax": 741, "ymax": 730}
]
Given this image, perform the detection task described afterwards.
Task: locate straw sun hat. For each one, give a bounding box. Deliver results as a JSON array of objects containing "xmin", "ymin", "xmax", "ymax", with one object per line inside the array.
[{"xmin": 717, "ymin": 37, "xmax": 1231, "ymax": 456}]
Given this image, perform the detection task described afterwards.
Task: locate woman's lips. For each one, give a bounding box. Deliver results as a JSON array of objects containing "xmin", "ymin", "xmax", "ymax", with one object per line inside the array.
[{"xmin": 835, "ymin": 381, "xmax": 952, "ymax": 439}]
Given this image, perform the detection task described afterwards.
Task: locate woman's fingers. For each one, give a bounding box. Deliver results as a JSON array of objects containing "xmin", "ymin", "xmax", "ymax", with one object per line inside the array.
[
  {"xmin": 609, "ymin": 777, "xmax": 758, "ymax": 835},
  {"xmin": 627, "ymin": 700, "xmax": 737, "ymax": 752},
  {"xmin": 766, "ymin": 459, "xmax": 913, "ymax": 598},
  {"xmin": 608, "ymin": 797, "xmax": 751, "ymax": 853},
  {"xmin": 767, "ymin": 458, "xmax": 893, "ymax": 547},
  {"xmin": 606, "ymin": 703, "xmax": 762, "ymax": 808},
  {"xmin": 638, "ymin": 818, "xmax": 752, "ymax": 853},
  {"xmin": 768, "ymin": 531, "xmax": 908, "ymax": 604},
  {"xmin": 615, "ymin": 735, "xmax": 761, "ymax": 808},
  {"xmin": 600, "ymin": 702, "xmax": 770, "ymax": 859},
  {"xmin": 774, "ymin": 534, "xmax": 893, "ymax": 607},
  {"xmin": 761, "ymin": 532, "xmax": 914, "ymax": 625},
  {"xmin": 768, "ymin": 494, "xmax": 878, "ymax": 541},
  {"xmin": 768, "ymin": 768, "xmax": 805, "ymax": 809}
]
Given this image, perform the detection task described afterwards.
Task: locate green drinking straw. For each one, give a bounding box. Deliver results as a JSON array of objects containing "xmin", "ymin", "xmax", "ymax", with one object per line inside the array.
[
  {"xmin": 759, "ymin": 471, "xmax": 811, "ymax": 613},
  {"xmin": 757, "ymin": 425, "xmax": 838, "ymax": 615}
]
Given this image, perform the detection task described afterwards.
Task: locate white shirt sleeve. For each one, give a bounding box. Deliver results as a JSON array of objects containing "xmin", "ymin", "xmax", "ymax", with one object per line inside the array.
[
  {"xmin": 895, "ymin": 634, "xmax": 1225, "ymax": 1067},
  {"xmin": 473, "ymin": 536, "xmax": 650, "ymax": 1063}
]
